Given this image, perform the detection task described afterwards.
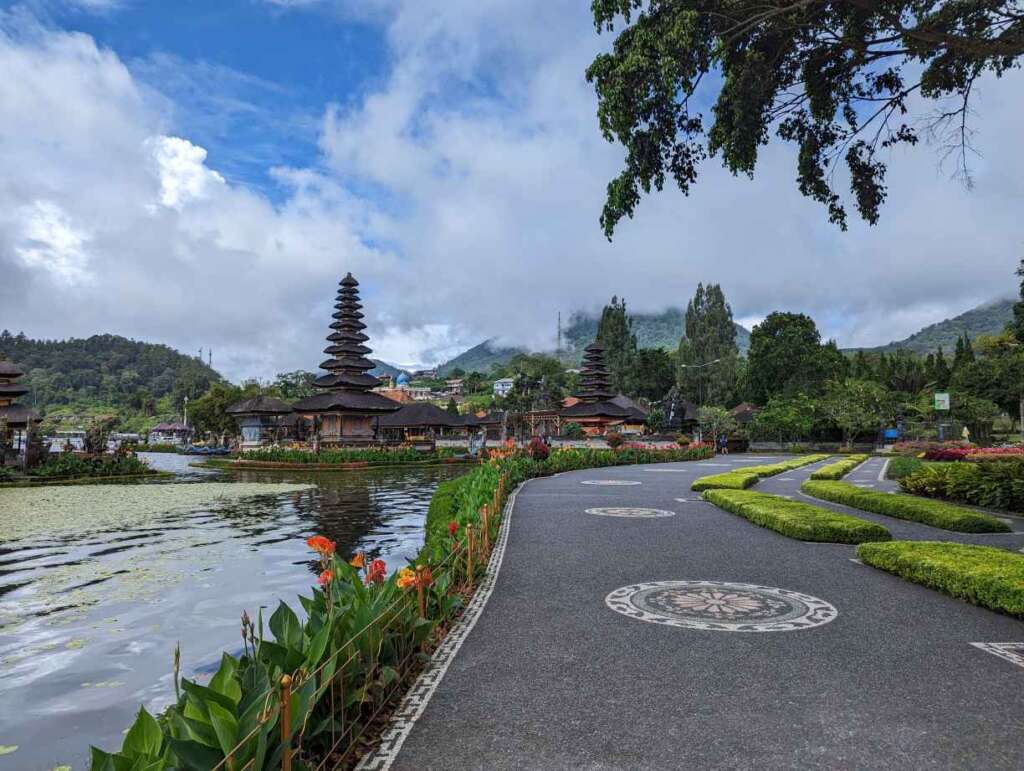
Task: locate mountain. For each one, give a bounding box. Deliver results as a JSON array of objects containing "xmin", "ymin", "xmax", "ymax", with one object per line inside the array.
[
  {"xmin": 438, "ymin": 340, "xmax": 527, "ymax": 376},
  {"xmin": 369, "ymin": 359, "xmax": 407, "ymax": 380},
  {"xmin": 563, "ymin": 308, "xmax": 751, "ymax": 357},
  {"xmin": 860, "ymin": 298, "xmax": 1014, "ymax": 354},
  {"xmin": 0, "ymin": 331, "xmax": 223, "ymax": 427},
  {"xmin": 437, "ymin": 308, "xmax": 752, "ymax": 375}
]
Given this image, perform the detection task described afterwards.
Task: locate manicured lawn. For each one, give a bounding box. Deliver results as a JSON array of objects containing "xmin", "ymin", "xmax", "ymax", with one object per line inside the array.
[
  {"xmin": 703, "ymin": 488, "xmax": 891, "ymax": 543},
  {"xmin": 810, "ymin": 454, "xmax": 870, "ymax": 480},
  {"xmin": 801, "ymin": 480, "xmax": 1011, "ymax": 533},
  {"xmin": 857, "ymin": 541, "xmax": 1024, "ymax": 618}
]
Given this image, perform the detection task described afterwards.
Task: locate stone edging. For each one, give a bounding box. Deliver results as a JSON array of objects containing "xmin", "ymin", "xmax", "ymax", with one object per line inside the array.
[{"xmin": 355, "ymin": 479, "xmax": 527, "ymax": 770}]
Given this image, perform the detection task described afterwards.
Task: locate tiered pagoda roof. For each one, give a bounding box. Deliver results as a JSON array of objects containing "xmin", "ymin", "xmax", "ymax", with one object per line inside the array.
[
  {"xmin": 0, "ymin": 358, "xmax": 41, "ymax": 428},
  {"xmin": 293, "ymin": 273, "xmax": 401, "ymax": 414},
  {"xmin": 561, "ymin": 342, "xmax": 633, "ymax": 419}
]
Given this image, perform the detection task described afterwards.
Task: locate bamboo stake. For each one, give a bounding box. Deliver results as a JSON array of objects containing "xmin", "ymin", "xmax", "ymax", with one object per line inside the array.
[{"xmin": 280, "ymin": 674, "xmax": 293, "ymax": 771}]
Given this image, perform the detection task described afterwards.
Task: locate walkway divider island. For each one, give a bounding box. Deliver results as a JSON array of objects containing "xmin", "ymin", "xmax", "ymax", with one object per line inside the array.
[
  {"xmin": 691, "ymin": 454, "xmax": 832, "ymax": 491},
  {"xmin": 809, "ymin": 454, "xmax": 871, "ymax": 480},
  {"xmin": 86, "ymin": 444, "xmax": 714, "ymax": 771}
]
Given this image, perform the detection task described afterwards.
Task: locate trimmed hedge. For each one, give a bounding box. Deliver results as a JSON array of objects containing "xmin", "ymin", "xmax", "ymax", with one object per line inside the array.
[
  {"xmin": 691, "ymin": 454, "xmax": 832, "ymax": 491},
  {"xmin": 801, "ymin": 480, "xmax": 1011, "ymax": 533},
  {"xmin": 703, "ymin": 489, "xmax": 891, "ymax": 543},
  {"xmin": 691, "ymin": 471, "xmax": 759, "ymax": 491},
  {"xmin": 810, "ymin": 454, "xmax": 870, "ymax": 480},
  {"xmin": 857, "ymin": 541, "xmax": 1024, "ymax": 618}
]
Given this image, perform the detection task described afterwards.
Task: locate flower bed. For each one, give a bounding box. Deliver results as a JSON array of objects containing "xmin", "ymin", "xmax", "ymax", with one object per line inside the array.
[
  {"xmin": 91, "ymin": 444, "xmax": 712, "ymax": 769},
  {"xmin": 239, "ymin": 446, "xmax": 465, "ymax": 466},
  {"xmin": 702, "ymin": 489, "xmax": 891, "ymax": 543},
  {"xmin": 898, "ymin": 459, "xmax": 1024, "ymax": 513},
  {"xmin": 810, "ymin": 454, "xmax": 870, "ymax": 480},
  {"xmin": 690, "ymin": 454, "xmax": 832, "ymax": 491},
  {"xmin": 890, "ymin": 440, "xmax": 973, "ymax": 457},
  {"xmin": 857, "ymin": 541, "xmax": 1024, "ymax": 618},
  {"xmin": 801, "ymin": 480, "xmax": 1011, "ymax": 533}
]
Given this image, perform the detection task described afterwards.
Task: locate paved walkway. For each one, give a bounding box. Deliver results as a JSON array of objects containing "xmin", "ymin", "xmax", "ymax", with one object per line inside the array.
[{"xmin": 377, "ymin": 456, "xmax": 1024, "ymax": 770}]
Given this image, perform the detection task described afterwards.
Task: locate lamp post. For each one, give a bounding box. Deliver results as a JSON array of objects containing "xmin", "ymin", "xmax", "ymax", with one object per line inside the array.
[{"xmin": 678, "ymin": 358, "xmax": 721, "ymax": 442}]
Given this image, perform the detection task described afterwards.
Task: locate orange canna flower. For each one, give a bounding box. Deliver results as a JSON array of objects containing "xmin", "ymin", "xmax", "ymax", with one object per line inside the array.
[
  {"xmin": 447, "ymin": 521, "xmax": 458, "ymax": 537},
  {"xmin": 415, "ymin": 565, "xmax": 433, "ymax": 589},
  {"xmin": 318, "ymin": 569, "xmax": 334, "ymax": 587},
  {"xmin": 396, "ymin": 567, "xmax": 416, "ymax": 590},
  {"xmin": 349, "ymin": 552, "xmax": 366, "ymax": 569},
  {"xmin": 365, "ymin": 559, "xmax": 387, "ymax": 585},
  {"xmin": 306, "ymin": 535, "xmax": 336, "ymax": 556}
]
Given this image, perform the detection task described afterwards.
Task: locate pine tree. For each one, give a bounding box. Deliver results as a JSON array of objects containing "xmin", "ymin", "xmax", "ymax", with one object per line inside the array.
[
  {"xmin": 851, "ymin": 350, "xmax": 874, "ymax": 381},
  {"xmin": 677, "ymin": 283, "xmax": 739, "ymax": 407},
  {"xmin": 595, "ymin": 296, "xmax": 638, "ymax": 395},
  {"xmin": 1013, "ymin": 259, "xmax": 1024, "ymax": 343},
  {"xmin": 953, "ymin": 332, "xmax": 975, "ymax": 370},
  {"xmin": 933, "ymin": 348, "xmax": 951, "ymax": 389}
]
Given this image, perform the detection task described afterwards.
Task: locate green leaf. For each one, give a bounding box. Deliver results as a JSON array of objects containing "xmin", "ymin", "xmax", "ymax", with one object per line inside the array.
[
  {"xmin": 206, "ymin": 700, "xmax": 240, "ymax": 757},
  {"xmin": 304, "ymin": 615, "xmax": 332, "ymax": 669},
  {"xmin": 166, "ymin": 736, "xmax": 225, "ymax": 771},
  {"xmin": 121, "ymin": 706, "xmax": 163, "ymax": 759},
  {"xmin": 269, "ymin": 601, "xmax": 303, "ymax": 650},
  {"xmin": 208, "ymin": 653, "xmax": 242, "ymax": 706},
  {"xmin": 181, "ymin": 678, "xmax": 236, "ymax": 716}
]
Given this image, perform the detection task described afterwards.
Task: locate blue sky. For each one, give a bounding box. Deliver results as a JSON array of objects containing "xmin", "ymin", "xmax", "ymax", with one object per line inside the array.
[
  {"xmin": 1, "ymin": 1, "xmax": 1021, "ymax": 381},
  {"xmin": 21, "ymin": 0, "xmax": 388, "ymax": 196}
]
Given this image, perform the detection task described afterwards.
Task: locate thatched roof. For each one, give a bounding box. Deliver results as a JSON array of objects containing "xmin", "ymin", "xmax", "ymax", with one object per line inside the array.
[
  {"xmin": 561, "ymin": 400, "xmax": 634, "ymax": 419},
  {"xmin": 0, "ymin": 360, "xmax": 25, "ymax": 378},
  {"xmin": 377, "ymin": 402, "xmax": 463, "ymax": 428},
  {"xmin": 0, "ymin": 404, "xmax": 40, "ymax": 427},
  {"xmin": 730, "ymin": 402, "xmax": 760, "ymax": 425},
  {"xmin": 292, "ymin": 391, "xmax": 401, "ymax": 414},
  {"xmin": 226, "ymin": 395, "xmax": 293, "ymax": 415}
]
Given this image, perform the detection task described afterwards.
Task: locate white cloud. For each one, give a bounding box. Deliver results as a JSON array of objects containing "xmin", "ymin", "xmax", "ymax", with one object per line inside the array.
[
  {"xmin": 1, "ymin": 3, "xmax": 1021, "ymax": 384},
  {"xmin": 147, "ymin": 136, "xmax": 225, "ymax": 209}
]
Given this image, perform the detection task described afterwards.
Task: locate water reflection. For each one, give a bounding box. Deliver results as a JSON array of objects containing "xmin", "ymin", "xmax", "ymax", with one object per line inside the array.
[{"xmin": 0, "ymin": 463, "xmax": 468, "ymax": 770}]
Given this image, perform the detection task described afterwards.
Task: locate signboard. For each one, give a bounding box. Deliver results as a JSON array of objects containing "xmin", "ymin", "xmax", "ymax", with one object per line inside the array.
[{"xmin": 934, "ymin": 392, "xmax": 950, "ymax": 411}]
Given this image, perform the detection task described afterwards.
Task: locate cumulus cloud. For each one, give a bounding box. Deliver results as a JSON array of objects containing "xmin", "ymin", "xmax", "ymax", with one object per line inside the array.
[{"xmin": 1, "ymin": 3, "xmax": 1021, "ymax": 384}]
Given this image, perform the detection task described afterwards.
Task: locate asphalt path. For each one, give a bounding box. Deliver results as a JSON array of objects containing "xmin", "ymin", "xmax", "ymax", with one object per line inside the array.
[{"xmin": 387, "ymin": 455, "xmax": 1024, "ymax": 770}]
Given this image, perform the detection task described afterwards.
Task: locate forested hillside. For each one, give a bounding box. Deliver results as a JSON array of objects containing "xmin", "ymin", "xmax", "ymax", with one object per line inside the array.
[
  {"xmin": 0, "ymin": 331, "xmax": 222, "ymax": 429},
  {"xmin": 862, "ymin": 299, "xmax": 1014, "ymax": 354}
]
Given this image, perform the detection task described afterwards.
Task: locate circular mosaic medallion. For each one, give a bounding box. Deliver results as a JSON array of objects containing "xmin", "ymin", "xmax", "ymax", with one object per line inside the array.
[
  {"xmin": 605, "ymin": 580, "xmax": 837, "ymax": 632},
  {"xmin": 584, "ymin": 507, "xmax": 675, "ymax": 518},
  {"xmin": 580, "ymin": 480, "xmax": 641, "ymax": 486}
]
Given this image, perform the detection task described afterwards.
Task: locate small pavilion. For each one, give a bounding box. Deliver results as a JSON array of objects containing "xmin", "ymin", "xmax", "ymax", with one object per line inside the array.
[
  {"xmin": 375, "ymin": 402, "xmax": 464, "ymax": 444},
  {"xmin": 0, "ymin": 357, "xmax": 41, "ymax": 455},
  {"xmin": 292, "ymin": 273, "xmax": 400, "ymax": 445},
  {"xmin": 559, "ymin": 343, "xmax": 636, "ymax": 436},
  {"xmin": 227, "ymin": 395, "xmax": 293, "ymax": 448}
]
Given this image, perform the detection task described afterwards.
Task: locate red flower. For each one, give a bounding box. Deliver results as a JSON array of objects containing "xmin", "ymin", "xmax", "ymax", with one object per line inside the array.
[
  {"xmin": 306, "ymin": 535, "xmax": 336, "ymax": 556},
  {"xmin": 365, "ymin": 559, "xmax": 387, "ymax": 585},
  {"xmin": 447, "ymin": 521, "xmax": 458, "ymax": 537},
  {"xmin": 318, "ymin": 569, "xmax": 334, "ymax": 587}
]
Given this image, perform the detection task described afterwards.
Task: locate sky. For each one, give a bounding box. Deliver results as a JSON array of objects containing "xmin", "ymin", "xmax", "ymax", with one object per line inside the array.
[{"xmin": 0, "ymin": 0, "xmax": 1020, "ymax": 382}]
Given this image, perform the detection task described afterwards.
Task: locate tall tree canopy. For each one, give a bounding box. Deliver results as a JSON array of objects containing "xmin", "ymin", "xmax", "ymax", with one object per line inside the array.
[
  {"xmin": 745, "ymin": 312, "xmax": 842, "ymax": 402},
  {"xmin": 596, "ymin": 296, "xmax": 640, "ymax": 394},
  {"xmin": 1013, "ymin": 258, "xmax": 1024, "ymax": 342},
  {"xmin": 587, "ymin": 1, "xmax": 1024, "ymax": 237},
  {"xmin": 677, "ymin": 283, "xmax": 739, "ymax": 406}
]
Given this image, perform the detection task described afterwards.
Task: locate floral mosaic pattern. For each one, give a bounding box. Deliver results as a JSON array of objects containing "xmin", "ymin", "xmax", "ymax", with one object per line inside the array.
[
  {"xmin": 605, "ymin": 580, "xmax": 838, "ymax": 632},
  {"xmin": 580, "ymin": 480, "xmax": 641, "ymax": 486},
  {"xmin": 584, "ymin": 507, "xmax": 675, "ymax": 518}
]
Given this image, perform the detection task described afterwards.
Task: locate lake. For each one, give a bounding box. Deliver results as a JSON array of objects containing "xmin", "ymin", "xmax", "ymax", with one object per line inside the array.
[{"xmin": 0, "ymin": 454, "xmax": 469, "ymax": 770}]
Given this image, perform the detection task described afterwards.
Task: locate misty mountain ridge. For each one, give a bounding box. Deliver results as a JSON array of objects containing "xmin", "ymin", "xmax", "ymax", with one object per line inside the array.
[{"xmin": 438, "ymin": 297, "xmax": 1014, "ymax": 375}]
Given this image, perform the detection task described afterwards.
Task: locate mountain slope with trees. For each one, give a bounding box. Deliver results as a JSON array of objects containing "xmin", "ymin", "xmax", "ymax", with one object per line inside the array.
[{"xmin": 862, "ymin": 299, "xmax": 1014, "ymax": 354}]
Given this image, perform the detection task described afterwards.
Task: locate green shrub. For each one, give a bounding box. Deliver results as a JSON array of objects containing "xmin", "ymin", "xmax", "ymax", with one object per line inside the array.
[
  {"xmin": 899, "ymin": 460, "xmax": 1024, "ymax": 513},
  {"xmin": 857, "ymin": 541, "xmax": 1024, "ymax": 618},
  {"xmin": 801, "ymin": 480, "xmax": 1011, "ymax": 533},
  {"xmin": 423, "ymin": 476, "xmax": 469, "ymax": 551},
  {"xmin": 32, "ymin": 453, "xmax": 151, "ymax": 479},
  {"xmin": 886, "ymin": 456, "xmax": 924, "ymax": 479},
  {"xmin": 692, "ymin": 471, "xmax": 759, "ymax": 491},
  {"xmin": 703, "ymin": 489, "xmax": 891, "ymax": 543},
  {"xmin": 239, "ymin": 446, "xmax": 463, "ymax": 465},
  {"xmin": 810, "ymin": 454, "xmax": 870, "ymax": 480},
  {"xmin": 692, "ymin": 454, "xmax": 831, "ymax": 491},
  {"xmin": 562, "ymin": 422, "xmax": 584, "ymax": 439}
]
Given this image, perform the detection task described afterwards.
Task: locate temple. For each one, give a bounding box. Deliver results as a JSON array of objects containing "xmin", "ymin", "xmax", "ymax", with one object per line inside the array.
[
  {"xmin": 559, "ymin": 342, "xmax": 644, "ymax": 435},
  {"xmin": 227, "ymin": 395, "xmax": 293, "ymax": 448},
  {"xmin": 292, "ymin": 273, "xmax": 400, "ymax": 445},
  {"xmin": 0, "ymin": 357, "xmax": 41, "ymax": 453}
]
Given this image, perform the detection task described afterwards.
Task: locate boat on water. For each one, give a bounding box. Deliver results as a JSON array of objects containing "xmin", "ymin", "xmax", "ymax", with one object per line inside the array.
[{"xmin": 181, "ymin": 445, "xmax": 232, "ymax": 456}]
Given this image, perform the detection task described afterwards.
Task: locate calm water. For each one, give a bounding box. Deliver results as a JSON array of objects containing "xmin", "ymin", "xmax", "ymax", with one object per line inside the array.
[{"xmin": 0, "ymin": 455, "xmax": 469, "ymax": 770}]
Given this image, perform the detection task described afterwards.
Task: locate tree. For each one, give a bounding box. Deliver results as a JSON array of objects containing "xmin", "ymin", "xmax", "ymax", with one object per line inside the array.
[
  {"xmin": 189, "ymin": 382, "xmax": 255, "ymax": 437},
  {"xmin": 951, "ymin": 349, "xmax": 1024, "ymax": 438},
  {"xmin": 270, "ymin": 371, "xmax": 317, "ymax": 400},
  {"xmin": 819, "ymin": 380, "xmax": 892, "ymax": 448},
  {"xmin": 633, "ymin": 348, "xmax": 676, "ymax": 402},
  {"xmin": 587, "ymin": 1, "xmax": 1024, "ymax": 237},
  {"xmin": 952, "ymin": 333, "xmax": 975, "ymax": 371},
  {"xmin": 595, "ymin": 296, "xmax": 639, "ymax": 395},
  {"xmin": 745, "ymin": 312, "xmax": 836, "ymax": 403},
  {"xmin": 84, "ymin": 416, "xmax": 116, "ymax": 454},
  {"xmin": 697, "ymin": 406, "xmax": 737, "ymax": 442},
  {"xmin": 445, "ymin": 398, "xmax": 459, "ymax": 416},
  {"xmin": 677, "ymin": 283, "xmax": 739, "ymax": 407},
  {"xmin": 749, "ymin": 394, "xmax": 817, "ymax": 443},
  {"xmin": 1012, "ymin": 258, "xmax": 1024, "ymax": 342}
]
